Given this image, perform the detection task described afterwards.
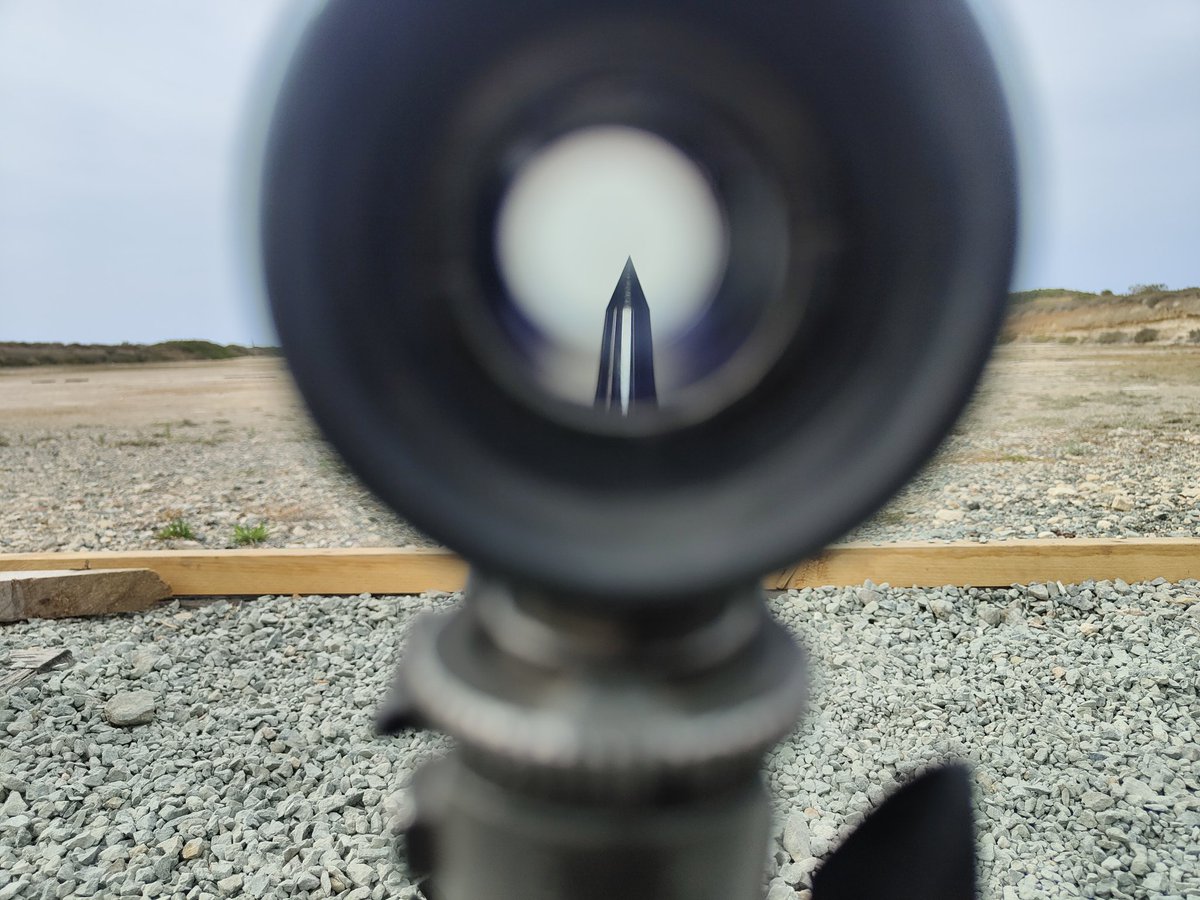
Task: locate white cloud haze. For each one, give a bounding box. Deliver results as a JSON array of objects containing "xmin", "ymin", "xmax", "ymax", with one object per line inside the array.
[{"xmin": 0, "ymin": 1, "xmax": 1196, "ymax": 344}]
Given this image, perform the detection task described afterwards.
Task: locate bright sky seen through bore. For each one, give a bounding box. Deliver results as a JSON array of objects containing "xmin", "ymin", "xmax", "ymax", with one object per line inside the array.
[{"xmin": 0, "ymin": 0, "xmax": 1197, "ymax": 345}]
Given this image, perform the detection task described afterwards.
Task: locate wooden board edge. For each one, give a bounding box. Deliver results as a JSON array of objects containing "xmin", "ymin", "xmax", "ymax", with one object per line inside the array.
[{"xmin": 0, "ymin": 539, "xmax": 1196, "ymax": 596}]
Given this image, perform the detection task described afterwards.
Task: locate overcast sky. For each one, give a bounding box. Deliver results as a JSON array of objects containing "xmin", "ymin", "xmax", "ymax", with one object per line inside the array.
[{"xmin": 1, "ymin": 1, "xmax": 1197, "ymax": 345}]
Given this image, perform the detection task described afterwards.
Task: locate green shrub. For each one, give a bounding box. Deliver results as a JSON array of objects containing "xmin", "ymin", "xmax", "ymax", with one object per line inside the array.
[
  {"xmin": 1133, "ymin": 327, "xmax": 1159, "ymax": 344},
  {"xmin": 1187, "ymin": 329, "xmax": 1200, "ymax": 344},
  {"xmin": 233, "ymin": 522, "xmax": 269, "ymax": 546},
  {"xmin": 1008, "ymin": 288, "xmax": 1093, "ymax": 303},
  {"xmin": 0, "ymin": 340, "xmax": 277, "ymax": 367},
  {"xmin": 155, "ymin": 519, "xmax": 195, "ymax": 541},
  {"xmin": 1097, "ymin": 331, "xmax": 1125, "ymax": 344},
  {"xmin": 1057, "ymin": 335, "xmax": 1078, "ymax": 344},
  {"xmin": 997, "ymin": 453, "xmax": 1036, "ymax": 463},
  {"xmin": 154, "ymin": 340, "xmax": 239, "ymax": 360}
]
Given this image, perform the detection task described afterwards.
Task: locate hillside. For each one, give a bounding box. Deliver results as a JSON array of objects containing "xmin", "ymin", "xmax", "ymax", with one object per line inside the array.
[
  {"xmin": 1002, "ymin": 285, "xmax": 1200, "ymax": 344},
  {"xmin": 0, "ymin": 340, "xmax": 280, "ymax": 367}
]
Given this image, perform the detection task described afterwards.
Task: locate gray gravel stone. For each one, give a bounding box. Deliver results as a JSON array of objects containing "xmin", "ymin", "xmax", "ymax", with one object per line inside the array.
[
  {"xmin": 929, "ymin": 598, "xmax": 955, "ymax": 619},
  {"xmin": 102, "ymin": 690, "xmax": 157, "ymax": 726},
  {"xmin": 765, "ymin": 579, "xmax": 1200, "ymax": 898},
  {"xmin": 0, "ymin": 776, "xmax": 30, "ymax": 794},
  {"xmin": 346, "ymin": 860, "xmax": 376, "ymax": 886},
  {"xmin": 3, "ymin": 584, "xmax": 1198, "ymax": 899},
  {"xmin": 1081, "ymin": 790, "xmax": 1114, "ymax": 812},
  {"xmin": 295, "ymin": 871, "xmax": 320, "ymax": 891},
  {"xmin": 781, "ymin": 812, "xmax": 812, "ymax": 861},
  {"xmin": 978, "ymin": 606, "xmax": 1004, "ymax": 626},
  {"xmin": 243, "ymin": 872, "xmax": 271, "ymax": 897},
  {"xmin": 0, "ymin": 791, "xmax": 26, "ymax": 816}
]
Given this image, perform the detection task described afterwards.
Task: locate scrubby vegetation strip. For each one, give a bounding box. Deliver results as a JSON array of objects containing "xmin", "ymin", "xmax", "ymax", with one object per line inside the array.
[{"xmin": 0, "ymin": 340, "xmax": 280, "ymax": 367}]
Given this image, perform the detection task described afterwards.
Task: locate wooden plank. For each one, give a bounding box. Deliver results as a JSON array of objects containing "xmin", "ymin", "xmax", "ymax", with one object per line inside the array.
[
  {"xmin": 9, "ymin": 648, "xmax": 74, "ymax": 669},
  {"xmin": 0, "ymin": 568, "xmax": 171, "ymax": 622},
  {"xmin": 0, "ymin": 540, "xmax": 1196, "ymax": 597},
  {"xmin": 767, "ymin": 538, "xmax": 1200, "ymax": 590},
  {"xmin": 0, "ymin": 548, "xmax": 468, "ymax": 596},
  {"xmin": 1, "ymin": 647, "xmax": 72, "ymax": 692}
]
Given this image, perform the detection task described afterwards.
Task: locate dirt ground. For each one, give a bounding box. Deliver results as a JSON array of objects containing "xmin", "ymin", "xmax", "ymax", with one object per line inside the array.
[
  {"xmin": 0, "ymin": 358, "xmax": 303, "ymax": 431},
  {"xmin": 966, "ymin": 344, "xmax": 1200, "ymax": 432},
  {"xmin": 2, "ymin": 344, "xmax": 1199, "ymax": 552},
  {"xmin": 3, "ymin": 342, "xmax": 1199, "ymax": 437}
]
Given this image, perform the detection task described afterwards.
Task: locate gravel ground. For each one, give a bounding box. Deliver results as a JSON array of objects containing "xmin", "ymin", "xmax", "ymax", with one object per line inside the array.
[
  {"xmin": 848, "ymin": 425, "xmax": 1200, "ymax": 544},
  {"xmin": 0, "ymin": 593, "xmax": 449, "ymax": 900},
  {"xmin": 2, "ymin": 582, "xmax": 1197, "ymax": 899},
  {"xmin": 3, "ymin": 419, "xmax": 1198, "ymax": 554},
  {"xmin": 2, "ymin": 346, "xmax": 1200, "ymax": 552},
  {"xmin": 2, "ymin": 346, "xmax": 1199, "ymax": 899},
  {"xmin": 0, "ymin": 360, "xmax": 429, "ymax": 555},
  {"xmin": 847, "ymin": 344, "xmax": 1200, "ymax": 544},
  {"xmin": 0, "ymin": 426, "xmax": 428, "ymax": 555}
]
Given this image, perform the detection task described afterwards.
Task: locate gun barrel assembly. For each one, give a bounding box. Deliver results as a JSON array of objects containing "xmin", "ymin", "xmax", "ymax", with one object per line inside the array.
[{"xmin": 260, "ymin": 2, "xmax": 1018, "ymax": 897}]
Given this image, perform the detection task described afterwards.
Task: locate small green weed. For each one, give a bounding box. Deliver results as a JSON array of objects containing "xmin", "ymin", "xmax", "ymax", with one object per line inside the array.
[
  {"xmin": 961, "ymin": 450, "xmax": 1038, "ymax": 464},
  {"xmin": 1036, "ymin": 395, "xmax": 1084, "ymax": 411},
  {"xmin": 233, "ymin": 522, "xmax": 269, "ymax": 546},
  {"xmin": 155, "ymin": 519, "xmax": 196, "ymax": 541},
  {"xmin": 873, "ymin": 507, "xmax": 910, "ymax": 526}
]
